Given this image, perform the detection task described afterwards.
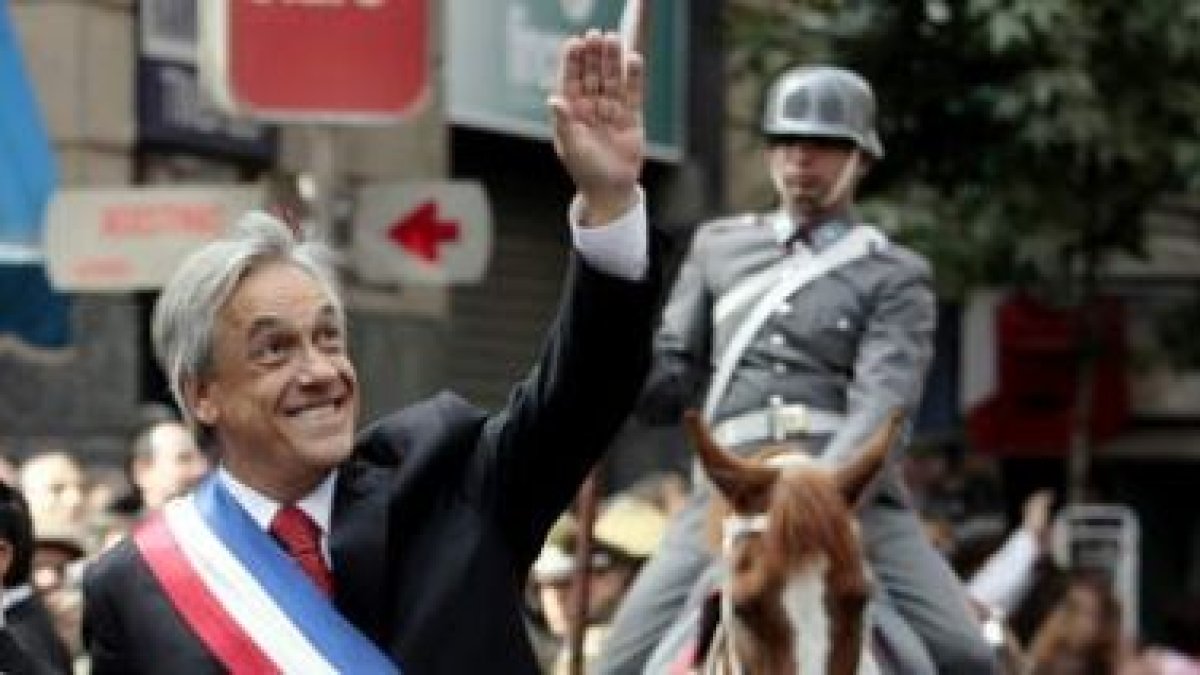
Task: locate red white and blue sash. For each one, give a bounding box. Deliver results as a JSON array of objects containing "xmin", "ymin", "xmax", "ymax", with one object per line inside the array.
[{"xmin": 134, "ymin": 477, "xmax": 400, "ymax": 675}]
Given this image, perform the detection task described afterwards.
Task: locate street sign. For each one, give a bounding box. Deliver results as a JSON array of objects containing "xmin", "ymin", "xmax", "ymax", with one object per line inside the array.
[
  {"xmin": 199, "ymin": 0, "xmax": 429, "ymax": 122},
  {"xmin": 138, "ymin": 0, "xmax": 277, "ymax": 160},
  {"xmin": 352, "ymin": 182, "xmax": 492, "ymax": 285},
  {"xmin": 139, "ymin": 58, "xmax": 277, "ymax": 160},
  {"xmin": 446, "ymin": 0, "xmax": 685, "ymax": 160},
  {"xmin": 44, "ymin": 186, "xmax": 262, "ymax": 291}
]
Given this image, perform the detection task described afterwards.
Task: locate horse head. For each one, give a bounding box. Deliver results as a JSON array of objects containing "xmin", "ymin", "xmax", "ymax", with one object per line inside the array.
[{"xmin": 683, "ymin": 410, "xmax": 903, "ymax": 675}]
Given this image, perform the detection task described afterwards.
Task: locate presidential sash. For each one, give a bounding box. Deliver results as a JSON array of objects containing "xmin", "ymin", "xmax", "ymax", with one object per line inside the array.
[{"xmin": 134, "ymin": 477, "xmax": 400, "ymax": 675}]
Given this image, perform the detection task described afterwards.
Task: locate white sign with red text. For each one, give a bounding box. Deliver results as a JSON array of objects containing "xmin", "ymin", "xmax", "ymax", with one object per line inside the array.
[
  {"xmin": 45, "ymin": 186, "xmax": 262, "ymax": 291},
  {"xmin": 352, "ymin": 182, "xmax": 492, "ymax": 285}
]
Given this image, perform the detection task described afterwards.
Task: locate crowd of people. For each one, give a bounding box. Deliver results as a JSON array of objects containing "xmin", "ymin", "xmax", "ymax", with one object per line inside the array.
[{"xmin": 0, "ymin": 410, "xmax": 210, "ymax": 673}]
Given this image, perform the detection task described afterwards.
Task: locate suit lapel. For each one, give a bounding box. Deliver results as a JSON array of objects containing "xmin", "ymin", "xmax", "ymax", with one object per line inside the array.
[{"xmin": 330, "ymin": 461, "xmax": 392, "ymax": 645}]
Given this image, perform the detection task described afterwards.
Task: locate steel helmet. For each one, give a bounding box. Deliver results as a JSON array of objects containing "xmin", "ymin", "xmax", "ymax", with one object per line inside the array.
[{"xmin": 760, "ymin": 65, "xmax": 884, "ymax": 161}]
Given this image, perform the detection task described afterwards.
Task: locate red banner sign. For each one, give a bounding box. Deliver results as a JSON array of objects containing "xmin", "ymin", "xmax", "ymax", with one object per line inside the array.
[{"xmin": 201, "ymin": 0, "xmax": 428, "ymax": 121}]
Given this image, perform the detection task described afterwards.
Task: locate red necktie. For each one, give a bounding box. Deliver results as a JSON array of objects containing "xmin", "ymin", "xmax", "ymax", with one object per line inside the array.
[{"xmin": 270, "ymin": 505, "xmax": 334, "ymax": 598}]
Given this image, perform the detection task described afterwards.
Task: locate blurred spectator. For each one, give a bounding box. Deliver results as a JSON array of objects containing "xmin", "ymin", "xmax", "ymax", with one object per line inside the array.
[
  {"xmin": 968, "ymin": 489, "xmax": 1055, "ymax": 618},
  {"xmin": 530, "ymin": 494, "xmax": 667, "ymax": 674},
  {"xmin": 906, "ymin": 443, "xmax": 1008, "ymax": 567},
  {"xmin": 110, "ymin": 419, "xmax": 208, "ymax": 517},
  {"xmin": 84, "ymin": 467, "xmax": 133, "ymax": 554},
  {"xmin": 19, "ymin": 449, "xmax": 92, "ymax": 659},
  {"xmin": 905, "ymin": 443, "xmax": 1005, "ymax": 519},
  {"xmin": 18, "ymin": 453, "xmax": 87, "ymax": 536},
  {"xmin": 84, "ymin": 467, "xmax": 127, "ymax": 520},
  {"xmin": 0, "ymin": 481, "xmax": 70, "ymax": 673},
  {"xmin": 950, "ymin": 490, "xmax": 1055, "ymax": 674},
  {"xmin": 1026, "ymin": 571, "xmax": 1127, "ymax": 675},
  {"xmin": 28, "ymin": 519, "xmax": 86, "ymax": 665},
  {"xmin": 30, "ymin": 522, "xmax": 86, "ymax": 595},
  {"xmin": 621, "ymin": 469, "xmax": 689, "ymax": 520}
]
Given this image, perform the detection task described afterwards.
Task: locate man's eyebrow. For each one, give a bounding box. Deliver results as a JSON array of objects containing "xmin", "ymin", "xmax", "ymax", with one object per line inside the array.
[
  {"xmin": 245, "ymin": 305, "xmax": 338, "ymax": 338},
  {"xmin": 246, "ymin": 315, "xmax": 289, "ymax": 339}
]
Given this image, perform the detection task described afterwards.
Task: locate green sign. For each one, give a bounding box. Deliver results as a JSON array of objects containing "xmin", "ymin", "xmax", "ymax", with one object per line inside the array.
[{"xmin": 446, "ymin": 0, "xmax": 685, "ymax": 161}]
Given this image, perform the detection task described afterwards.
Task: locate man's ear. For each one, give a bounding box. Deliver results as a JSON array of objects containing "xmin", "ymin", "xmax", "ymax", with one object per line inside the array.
[
  {"xmin": 683, "ymin": 410, "xmax": 778, "ymax": 513},
  {"xmin": 185, "ymin": 377, "xmax": 218, "ymax": 426}
]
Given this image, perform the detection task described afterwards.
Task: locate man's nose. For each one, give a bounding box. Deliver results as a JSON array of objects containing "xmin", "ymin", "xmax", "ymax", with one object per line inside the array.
[{"xmin": 297, "ymin": 345, "xmax": 339, "ymax": 384}]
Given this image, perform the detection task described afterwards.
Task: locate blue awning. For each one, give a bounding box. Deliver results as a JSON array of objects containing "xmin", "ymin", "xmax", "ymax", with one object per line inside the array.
[{"xmin": 0, "ymin": 0, "xmax": 70, "ymax": 354}]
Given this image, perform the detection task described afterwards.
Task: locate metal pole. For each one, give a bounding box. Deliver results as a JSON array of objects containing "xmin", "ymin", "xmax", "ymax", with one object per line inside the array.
[
  {"xmin": 568, "ymin": 470, "xmax": 601, "ymax": 675},
  {"xmin": 307, "ymin": 124, "xmax": 338, "ymax": 244},
  {"xmin": 567, "ymin": 4, "xmax": 648, "ymax": 672}
]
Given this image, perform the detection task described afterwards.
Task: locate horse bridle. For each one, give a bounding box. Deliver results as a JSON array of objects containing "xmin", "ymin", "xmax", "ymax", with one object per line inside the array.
[
  {"xmin": 705, "ymin": 452, "xmax": 814, "ymax": 675},
  {"xmin": 703, "ymin": 512, "xmax": 770, "ymax": 675}
]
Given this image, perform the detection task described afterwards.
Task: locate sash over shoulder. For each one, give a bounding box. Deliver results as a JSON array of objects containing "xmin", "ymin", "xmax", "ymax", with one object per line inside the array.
[{"xmin": 134, "ymin": 477, "xmax": 400, "ymax": 675}]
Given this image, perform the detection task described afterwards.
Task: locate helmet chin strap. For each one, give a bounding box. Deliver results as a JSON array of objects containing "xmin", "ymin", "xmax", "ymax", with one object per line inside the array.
[
  {"xmin": 789, "ymin": 148, "xmax": 861, "ymax": 230},
  {"xmin": 821, "ymin": 148, "xmax": 860, "ymax": 209}
]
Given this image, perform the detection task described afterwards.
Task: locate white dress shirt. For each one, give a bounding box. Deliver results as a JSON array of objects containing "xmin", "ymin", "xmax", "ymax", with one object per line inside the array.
[
  {"xmin": 218, "ymin": 467, "xmax": 338, "ymax": 565},
  {"xmin": 568, "ymin": 188, "xmax": 649, "ymax": 281},
  {"xmin": 967, "ymin": 528, "xmax": 1040, "ymax": 617}
]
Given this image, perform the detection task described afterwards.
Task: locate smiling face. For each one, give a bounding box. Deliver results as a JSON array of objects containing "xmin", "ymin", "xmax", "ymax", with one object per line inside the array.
[
  {"xmin": 189, "ymin": 261, "xmax": 358, "ymax": 502},
  {"xmin": 766, "ymin": 136, "xmax": 862, "ymax": 222}
]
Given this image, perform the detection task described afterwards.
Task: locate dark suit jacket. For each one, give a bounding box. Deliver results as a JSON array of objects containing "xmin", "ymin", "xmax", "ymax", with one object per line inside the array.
[
  {"xmin": 83, "ymin": 257, "xmax": 660, "ymax": 674},
  {"xmin": 5, "ymin": 595, "xmax": 71, "ymax": 674},
  {"xmin": 0, "ymin": 630, "xmax": 59, "ymax": 675}
]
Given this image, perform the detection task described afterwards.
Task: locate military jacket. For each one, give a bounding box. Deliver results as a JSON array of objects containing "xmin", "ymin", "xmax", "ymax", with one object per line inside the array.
[{"xmin": 645, "ymin": 211, "xmax": 935, "ymax": 480}]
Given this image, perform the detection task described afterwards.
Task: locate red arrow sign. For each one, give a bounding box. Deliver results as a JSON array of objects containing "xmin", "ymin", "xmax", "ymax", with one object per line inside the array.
[{"xmin": 387, "ymin": 201, "xmax": 460, "ymax": 263}]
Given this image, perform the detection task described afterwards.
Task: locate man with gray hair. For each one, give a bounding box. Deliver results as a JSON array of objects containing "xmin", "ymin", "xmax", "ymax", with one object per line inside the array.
[
  {"xmin": 83, "ymin": 30, "xmax": 659, "ymax": 674},
  {"xmin": 598, "ymin": 65, "xmax": 998, "ymax": 674}
]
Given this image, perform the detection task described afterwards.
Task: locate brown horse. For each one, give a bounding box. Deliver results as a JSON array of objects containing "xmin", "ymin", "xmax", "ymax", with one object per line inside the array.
[{"xmin": 682, "ymin": 409, "xmax": 903, "ymax": 675}]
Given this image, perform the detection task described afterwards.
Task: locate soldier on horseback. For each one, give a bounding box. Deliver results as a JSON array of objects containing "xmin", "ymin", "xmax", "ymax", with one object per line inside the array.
[{"xmin": 597, "ymin": 66, "xmax": 1000, "ymax": 674}]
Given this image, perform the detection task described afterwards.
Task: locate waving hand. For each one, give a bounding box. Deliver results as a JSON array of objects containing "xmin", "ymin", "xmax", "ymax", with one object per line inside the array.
[{"xmin": 549, "ymin": 30, "xmax": 646, "ymax": 226}]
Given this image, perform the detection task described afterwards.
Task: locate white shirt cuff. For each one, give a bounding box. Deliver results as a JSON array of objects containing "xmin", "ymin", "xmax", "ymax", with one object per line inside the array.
[
  {"xmin": 568, "ymin": 188, "xmax": 649, "ymax": 281},
  {"xmin": 967, "ymin": 529, "xmax": 1039, "ymax": 615}
]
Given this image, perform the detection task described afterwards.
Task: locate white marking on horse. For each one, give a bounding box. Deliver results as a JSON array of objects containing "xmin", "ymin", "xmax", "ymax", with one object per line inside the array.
[
  {"xmin": 779, "ymin": 550, "xmax": 881, "ymax": 675},
  {"xmin": 781, "ymin": 556, "xmax": 832, "ymax": 675}
]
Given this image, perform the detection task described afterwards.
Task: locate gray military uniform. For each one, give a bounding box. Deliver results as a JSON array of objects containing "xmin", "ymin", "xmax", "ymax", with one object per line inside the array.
[{"xmin": 598, "ymin": 212, "xmax": 998, "ymax": 674}]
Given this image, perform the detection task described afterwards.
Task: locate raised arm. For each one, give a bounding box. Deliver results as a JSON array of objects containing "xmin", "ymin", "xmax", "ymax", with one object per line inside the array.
[{"xmin": 464, "ymin": 30, "xmax": 660, "ymax": 570}]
